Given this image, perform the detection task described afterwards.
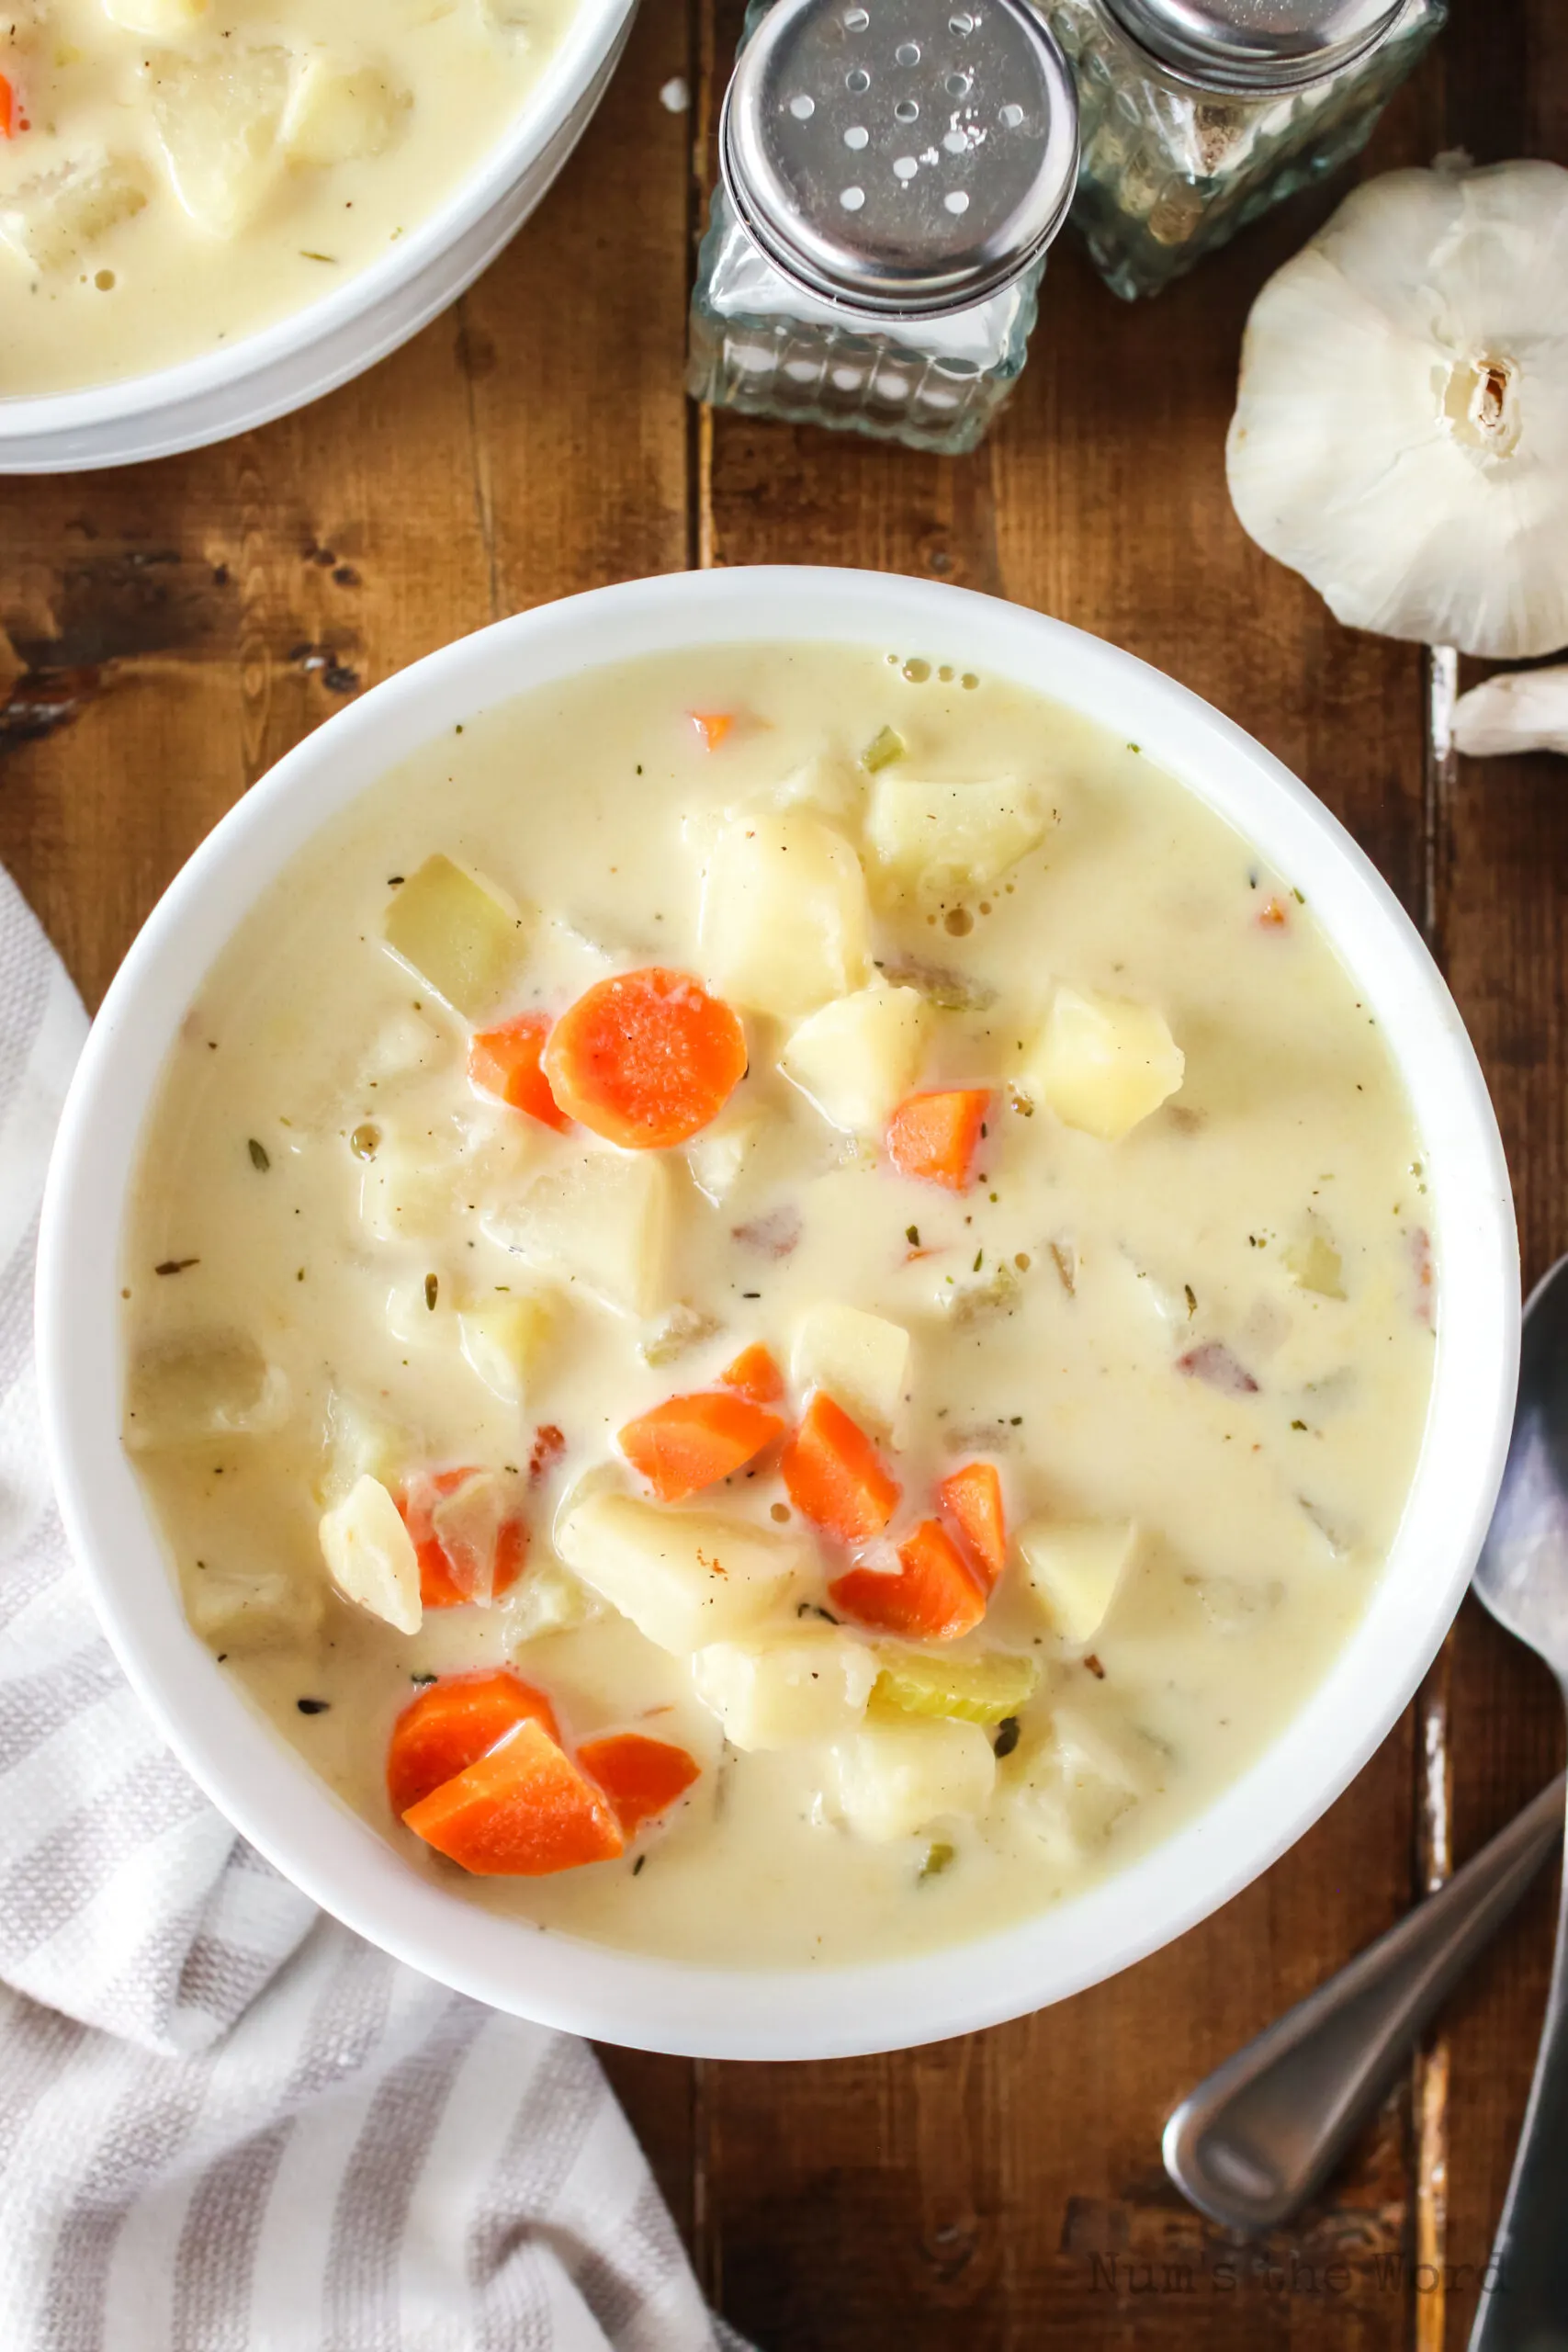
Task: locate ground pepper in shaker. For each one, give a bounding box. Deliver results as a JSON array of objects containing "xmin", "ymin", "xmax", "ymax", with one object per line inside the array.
[
  {"xmin": 687, "ymin": 0, "xmax": 1079, "ymax": 454},
  {"xmin": 1050, "ymin": 0, "xmax": 1446, "ymax": 299}
]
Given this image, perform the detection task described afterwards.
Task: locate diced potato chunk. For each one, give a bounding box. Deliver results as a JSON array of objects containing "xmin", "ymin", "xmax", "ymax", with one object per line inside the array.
[
  {"xmin": 314, "ymin": 1391, "xmax": 409, "ymax": 1507},
  {"xmin": 1010, "ymin": 1708, "xmax": 1145, "ymax": 1859},
  {"xmin": 1019, "ymin": 1519, "xmax": 1139, "ymax": 1644},
  {"xmin": 357, "ymin": 1132, "xmax": 466, "ymax": 1246},
  {"xmin": 1021, "ymin": 986, "xmax": 1184, "ymax": 1142},
  {"xmin": 772, "ymin": 752, "xmax": 862, "ymax": 824},
  {"xmin": 382, "ymin": 854, "xmax": 527, "ymax": 1020},
  {"xmin": 458, "ymin": 1292, "xmax": 552, "ymax": 1403},
  {"xmin": 833, "ymin": 1715, "xmax": 996, "ymax": 1841},
  {"xmin": 283, "ymin": 59, "xmax": 410, "ymax": 166},
  {"xmin": 685, "ymin": 1107, "xmax": 766, "ymax": 1204},
  {"xmin": 318, "ymin": 1476, "xmax": 422, "ymax": 1634},
  {"xmin": 874, "ymin": 1645, "xmax": 1039, "ymax": 1725},
  {"xmin": 124, "ymin": 1331, "xmax": 290, "ymax": 1453},
  {"xmin": 866, "ymin": 775, "xmax": 1045, "ymax": 903},
  {"xmin": 781, "ymin": 981, "xmax": 931, "ymax": 1138},
  {"xmin": 506, "ymin": 1558, "xmax": 603, "ymax": 1645},
  {"xmin": 486, "ymin": 1147, "xmax": 672, "ymax": 1320},
  {"xmin": 186, "ymin": 1564, "xmax": 323, "ymax": 1652},
  {"xmin": 1285, "ymin": 1228, "xmax": 1347, "ymax": 1300},
  {"xmin": 700, "ymin": 809, "xmax": 870, "ymax": 1019},
  {"xmin": 145, "ymin": 47, "xmax": 294, "ymax": 239},
  {"xmin": 693, "ymin": 1628, "xmax": 876, "ymax": 1750},
  {"xmin": 555, "ymin": 1493, "xmax": 802, "ymax": 1654},
  {"xmin": 792, "ymin": 1301, "xmax": 910, "ymax": 1439},
  {"xmin": 103, "ymin": 0, "xmax": 209, "ymax": 33},
  {"xmin": 0, "ymin": 153, "xmax": 150, "ymax": 273}
]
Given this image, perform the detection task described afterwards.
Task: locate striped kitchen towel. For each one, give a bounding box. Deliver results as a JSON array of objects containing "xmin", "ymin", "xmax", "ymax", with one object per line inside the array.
[{"xmin": 0, "ymin": 865, "xmax": 743, "ymax": 2352}]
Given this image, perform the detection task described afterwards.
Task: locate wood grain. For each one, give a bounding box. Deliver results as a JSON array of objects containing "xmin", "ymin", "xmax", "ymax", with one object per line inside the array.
[{"xmin": 2, "ymin": 0, "xmax": 1563, "ymax": 2345}]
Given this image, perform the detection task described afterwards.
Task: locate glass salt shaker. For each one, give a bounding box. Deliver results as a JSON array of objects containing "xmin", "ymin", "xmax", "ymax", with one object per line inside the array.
[
  {"xmin": 688, "ymin": 0, "xmax": 1079, "ymax": 455},
  {"xmin": 1049, "ymin": 0, "xmax": 1447, "ymax": 299}
]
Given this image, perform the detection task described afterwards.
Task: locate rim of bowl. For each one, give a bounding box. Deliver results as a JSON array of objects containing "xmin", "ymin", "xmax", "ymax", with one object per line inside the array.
[
  {"xmin": 0, "ymin": 0, "xmax": 635, "ymax": 451},
  {"xmin": 36, "ymin": 569, "xmax": 1519, "ymax": 2061}
]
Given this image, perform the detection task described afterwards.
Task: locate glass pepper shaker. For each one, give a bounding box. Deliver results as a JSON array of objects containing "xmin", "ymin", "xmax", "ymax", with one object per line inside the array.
[
  {"xmin": 1049, "ymin": 0, "xmax": 1447, "ymax": 300},
  {"xmin": 688, "ymin": 0, "xmax": 1079, "ymax": 455}
]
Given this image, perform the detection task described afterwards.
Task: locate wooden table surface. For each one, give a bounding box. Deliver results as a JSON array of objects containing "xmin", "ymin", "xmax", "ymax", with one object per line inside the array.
[{"xmin": 3, "ymin": 2, "xmax": 1565, "ymax": 2344}]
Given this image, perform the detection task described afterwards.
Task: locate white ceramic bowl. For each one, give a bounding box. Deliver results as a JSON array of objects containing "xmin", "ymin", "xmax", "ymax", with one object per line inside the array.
[
  {"xmin": 0, "ymin": 0, "xmax": 636, "ymax": 473},
  {"xmin": 36, "ymin": 569, "xmax": 1518, "ymax": 2059}
]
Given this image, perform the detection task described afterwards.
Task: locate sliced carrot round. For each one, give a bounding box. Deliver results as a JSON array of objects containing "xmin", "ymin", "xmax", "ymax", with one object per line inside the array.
[
  {"xmin": 387, "ymin": 1668, "xmax": 559, "ymax": 1817},
  {"xmin": 618, "ymin": 1390, "xmax": 784, "ymax": 1503},
  {"xmin": 720, "ymin": 1342, "xmax": 784, "ymax": 1406},
  {"xmin": 937, "ymin": 1459, "xmax": 1008, "ymax": 1589},
  {"xmin": 541, "ymin": 967, "xmax": 747, "ymax": 1149},
  {"xmin": 781, "ymin": 1392, "xmax": 900, "ymax": 1545},
  {"xmin": 886, "ymin": 1088, "xmax": 990, "ymax": 1193},
  {"xmin": 829, "ymin": 1519, "xmax": 986, "ymax": 1642},
  {"xmin": 397, "ymin": 1468, "xmax": 527, "ymax": 1610},
  {"xmin": 468, "ymin": 1012, "xmax": 570, "ymax": 1132},
  {"xmin": 402, "ymin": 1719, "xmax": 624, "ymax": 1876},
  {"xmin": 580, "ymin": 1733, "xmax": 701, "ymax": 1834}
]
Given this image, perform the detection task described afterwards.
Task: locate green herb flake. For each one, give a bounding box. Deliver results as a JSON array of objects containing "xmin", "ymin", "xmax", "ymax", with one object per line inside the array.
[
  {"xmin": 919, "ymin": 1839, "xmax": 956, "ymax": 1882},
  {"xmin": 906, "ymin": 1224, "xmax": 920, "ymax": 1247},
  {"xmin": 972, "ymin": 1249, "xmax": 984, "ymax": 1272},
  {"xmin": 247, "ymin": 1137, "xmax": 270, "ymax": 1171},
  {"xmin": 424, "ymin": 1272, "xmax": 439, "ymax": 1312},
  {"xmin": 992, "ymin": 1716, "xmax": 1021, "ymax": 1758}
]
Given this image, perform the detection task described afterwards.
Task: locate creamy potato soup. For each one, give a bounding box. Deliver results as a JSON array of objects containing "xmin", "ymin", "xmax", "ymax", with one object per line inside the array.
[
  {"xmin": 122, "ymin": 645, "xmax": 1437, "ymax": 1968},
  {"xmin": 0, "ymin": 0, "xmax": 570, "ymax": 395}
]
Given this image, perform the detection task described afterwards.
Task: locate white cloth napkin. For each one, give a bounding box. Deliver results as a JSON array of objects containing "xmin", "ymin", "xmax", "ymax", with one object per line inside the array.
[{"xmin": 0, "ymin": 866, "xmax": 741, "ymax": 2352}]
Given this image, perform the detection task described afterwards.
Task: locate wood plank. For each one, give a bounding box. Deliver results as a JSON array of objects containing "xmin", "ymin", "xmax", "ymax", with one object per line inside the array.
[
  {"xmin": 1420, "ymin": 6, "xmax": 1568, "ymax": 2340},
  {"xmin": 694, "ymin": 4, "xmax": 1460, "ymax": 2345}
]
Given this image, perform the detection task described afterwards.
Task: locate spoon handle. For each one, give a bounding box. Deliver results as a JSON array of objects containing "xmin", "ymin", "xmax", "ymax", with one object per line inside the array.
[
  {"xmin": 1163, "ymin": 1772, "xmax": 1567, "ymax": 2235},
  {"xmin": 1469, "ymin": 1776, "xmax": 1568, "ymax": 2352}
]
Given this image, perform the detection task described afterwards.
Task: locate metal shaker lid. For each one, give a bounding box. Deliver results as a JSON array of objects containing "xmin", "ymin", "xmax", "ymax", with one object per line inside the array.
[
  {"xmin": 719, "ymin": 0, "xmax": 1079, "ymax": 319},
  {"xmin": 1100, "ymin": 0, "xmax": 1407, "ymax": 93}
]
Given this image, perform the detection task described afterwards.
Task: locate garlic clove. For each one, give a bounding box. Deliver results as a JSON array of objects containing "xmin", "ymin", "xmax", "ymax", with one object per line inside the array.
[
  {"xmin": 1227, "ymin": 161, "xmax": 1568, "ymax": 662},
  {"xmin": 1452, "ymin": 666, "xmax": 1568, "ymax": 759}
]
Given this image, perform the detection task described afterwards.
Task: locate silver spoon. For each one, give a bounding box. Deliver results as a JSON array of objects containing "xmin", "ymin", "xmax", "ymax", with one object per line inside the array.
[{"xmin": 1165, "ymin": 1251, "xmax": 1568, "ymax": 2310}]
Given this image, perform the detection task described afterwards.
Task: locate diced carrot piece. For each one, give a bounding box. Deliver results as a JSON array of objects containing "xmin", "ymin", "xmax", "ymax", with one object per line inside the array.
[
  {"xmin": 690, "ymin": 711, "xmax": 734, "ymax": 751},
  {"xmin": 402, "ymin": 1720, "xmax": 624, "ymax": 1876},
  {"xmin": 0, "ymin": 75, "xmax": 16, "ymax": 137},
  {"xmin": 618, "ymin": 1390, "xmax": 784, "ymax": 1503},
  {"xmin": 468, "ymin": 1012, "xmax": 570, "ymax": 1131},
  {"xmin": 1258, "ymin": 897, "xmax": 1289, "ymax": 929},
  {"xmin": 542, "ymin": 967, "xmax": 748, "ymax": 1150},
  {"xmin": 781, "ymin": 1392, "xmax": 900, "ymax": 1544},
  {"xmin": 580, "ymin": 1733, "xmax": 701, "ymax": 1834},
  {"xmin": 387, "ymin": 1668, "xmax": 560, "ymax": 1817},
  {"xmin": 829, "ymin": 1519, "xmax": 987, "ymax": 1642},
  {"xmin": 886, "ymin": 1089, "xmax": 990, "ymax": 1192},
  {"xmin": 720, "ymin": 1342, "xmax": 784, "ymax": 1406},
  {"xmin": 937, "ymin": 1460, "xmax": 1008, "ymax": 1589},
  {"xmin": 397, "ymin": 1468, "xmax": 527, "ymax": 1610}
]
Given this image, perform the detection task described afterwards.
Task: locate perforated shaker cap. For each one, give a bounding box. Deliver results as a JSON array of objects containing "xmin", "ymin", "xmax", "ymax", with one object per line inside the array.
[
  {"xmin": 1101, "ymin": 0, "xmax": 1405, "ymax": 93},
  {"xmin": 720, "ymin": 0, "xmax": 1080, "ymax": 318}
]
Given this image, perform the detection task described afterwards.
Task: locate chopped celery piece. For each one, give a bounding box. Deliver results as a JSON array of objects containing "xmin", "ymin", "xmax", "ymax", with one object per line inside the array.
[
  {"xmin": 874, "ymin": 1646, "xmax": 1040, "ymax": 1725},
  {"xmin": 861, "ymin": 724, "xmax": 906, "ymax": 774},
  {"xmin": 382, "ymin": 854, "xmax": 526, "ymax": 1020},
  {"xmin": 1285, "ymin": 1230, "xmax": 1347, "ymax": 1299},
  {"xmin": 919, "ymin": 1838, "xmax": 956, "ymax": 1881}
]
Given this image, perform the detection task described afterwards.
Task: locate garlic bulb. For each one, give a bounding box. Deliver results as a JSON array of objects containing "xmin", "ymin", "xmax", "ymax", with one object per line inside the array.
[
  {"xmin": 1452, "ymin": 667, "xmax": 1568, "ymax": 758},
  {"xmin": 1227, "ymin": 160, "xmax": 1568, "ymax": 661}
]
